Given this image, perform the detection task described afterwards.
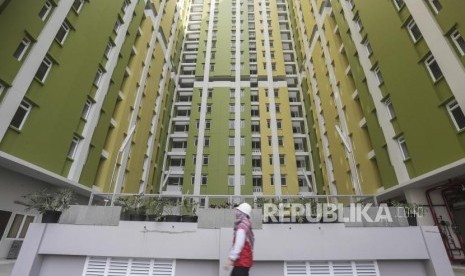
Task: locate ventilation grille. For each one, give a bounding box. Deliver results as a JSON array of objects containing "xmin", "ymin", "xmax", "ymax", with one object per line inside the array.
[
  {"xmin": 285, "ymin": 261, "xmax": 379, "ymax": 276},
  {"xmin": 82, "ymin": 257, "xmax": 175, "ymax": 276}
]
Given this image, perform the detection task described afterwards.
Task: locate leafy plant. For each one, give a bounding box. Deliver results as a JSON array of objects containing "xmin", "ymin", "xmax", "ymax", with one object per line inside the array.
[
  {"xmin": 22, "ymin": 189, "xmax": 74, "ymax": 214},
  {"xmin": 115, "ymin": 196, "xmax": 132, "ymax": 213},
  {"xmin": 146, "ymin": 197, "xmax": 166, "ymax": 219},
  {"xmin": 163, "ymin": 199, "xmax": 179, "ymax": 215},
  {"xmin": 128, "ymin": 193, "xmax": 146, "ymax": 214},
  {"xmin": 181, "ymin": 198, "xmax": 198, "ymax": 216}
]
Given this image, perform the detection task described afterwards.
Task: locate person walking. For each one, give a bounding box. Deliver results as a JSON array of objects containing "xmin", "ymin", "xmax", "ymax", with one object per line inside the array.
[{"xmin": 226, "ymin": 202, "xmax": 255, "ymax": 276}]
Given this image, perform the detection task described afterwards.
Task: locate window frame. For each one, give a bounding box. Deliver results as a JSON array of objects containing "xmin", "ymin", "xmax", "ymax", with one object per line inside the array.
[
  {"xmin": 55, "ymin": 21, "xmax": 71, "ymax": 45},
  {"xmin": 446, "ymin": 100, "xmax": 465, "ymax": 131},
  {"xmin": 424, "ymin": 54, "xmax": 443, "ymax": 82},
  {"xmin": 397, "ymin": 136, "xmax": 410, "ymax": 161},
  {"xmin": 407, "ymin": 19, "xmax": 422, "ymax": 43},
  {"xmin": 373, "ymin": 65, "xmax": 384, "ymax": 85},
  {"xmin": 67, "ymin": 136, "xmax": 80, "ymax": 160},
  {"xmin": 427, "ymin": 0, "xmax": 442, "ymax": 14},
  {"xmin": 451, "ymin": 30, "xmax": 465, "ymax": 56},
  {"xmin": 5, "ymin": 213, "xmax": 36, "ymax": 240},
  {"xmin": 393, "ymin": 0, "xmax": 404, "ymax": 10},
  {"xmin": 72, "ymin": 0, "xmax": 84, "ymax": 13},
  {"xmin": 94, "ymin": 66, "xmax": 104, "ymax": 87},
  {"xmin": 384, "ymin": 98, "xmax": 396, "ymax": 119},
  {"xmin": 35, "ymin": 56, "xmax": 53, "ymax": 83},
  {"xmin": 39, "ymin": 1, "xmax": 53, "ymax": 21},
  {"xmin": 10, "ymin": 100, "xmax": 32, "ymax": 131},
  {"xmin": 81, "ymin": 98, "xmax": 93, "ymax": 120},
  {"xmin": 13, "ymin": 36, "xmax": 32, "ymax": 61}
]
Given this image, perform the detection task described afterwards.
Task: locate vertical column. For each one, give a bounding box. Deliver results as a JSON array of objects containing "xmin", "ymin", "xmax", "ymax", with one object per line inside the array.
[{"xmin": 193, "ymin": 0, "xmax": 216, "ymax": 196}]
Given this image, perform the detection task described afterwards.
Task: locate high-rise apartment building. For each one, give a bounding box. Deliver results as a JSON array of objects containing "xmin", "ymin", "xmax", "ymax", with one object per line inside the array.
[{"xmin": 1, "ymin": 0, "xmax": 465, "ymax": 272}]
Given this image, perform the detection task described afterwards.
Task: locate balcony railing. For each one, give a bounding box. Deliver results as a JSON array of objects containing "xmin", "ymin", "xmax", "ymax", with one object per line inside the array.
[{"xmin": 88, "ymin": 193, "xmax": 378, "ymax": 209}]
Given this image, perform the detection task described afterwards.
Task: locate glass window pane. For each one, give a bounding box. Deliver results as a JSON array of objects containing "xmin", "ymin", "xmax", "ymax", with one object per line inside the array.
[
  {"xmin": 18, "ymin": 216, "xmax": 35, "ymax": 239},
  {"xmin": 7, "ymin": 214, "xmax": 24, "ymax": 238}
]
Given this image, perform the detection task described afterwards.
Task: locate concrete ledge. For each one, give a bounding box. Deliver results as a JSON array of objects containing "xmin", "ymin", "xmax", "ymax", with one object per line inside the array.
[
  {"xmin": 196, "ymin": 209, "xmax": 262, "ymax": 229},
  {"xmin": 59, "ymin": 206, "xmax": 121, "ymax": 226}
]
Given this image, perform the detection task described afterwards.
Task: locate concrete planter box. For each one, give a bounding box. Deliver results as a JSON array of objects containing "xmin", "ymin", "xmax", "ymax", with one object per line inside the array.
[
  {"xmin": 59, "ymin": 205, "xmax": 122, "ymax": 226},
  {"xmin": 197, "ymin": 208, "xmax": 262, "ymax": 229}
]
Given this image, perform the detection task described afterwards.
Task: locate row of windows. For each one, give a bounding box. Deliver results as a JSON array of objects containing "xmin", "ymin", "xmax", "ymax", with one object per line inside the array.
[{"xmin": 186, "ymin": 174, "xmax": 291, "ymax": 186}]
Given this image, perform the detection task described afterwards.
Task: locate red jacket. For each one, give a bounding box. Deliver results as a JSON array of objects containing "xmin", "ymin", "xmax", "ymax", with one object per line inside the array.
[{"xmin": 234, "ymin": 239, "xmax": 253, "ymax": 268}]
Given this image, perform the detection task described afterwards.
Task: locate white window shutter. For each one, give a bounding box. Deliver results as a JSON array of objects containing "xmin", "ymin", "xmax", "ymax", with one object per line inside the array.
[
  {"xmin": 285, "ymin": 261, "xmax": 307, "ymax": 275},
  {"xmin": 309, "ymin": 262, "xmax": 331, "ymax": 276},
  {"xmin": 153, "ymin": 259, "xmax": 175, "ymax": 275},
  {"xmin": 285, "ymin": 261, "xmax": 379, "ymax": 276},
  {"xmin": 332, "ymin": 261, "xmax": 353, "ymax": 276},
  {"xmin": 83, "ymin": 257, "xmax": 108, "ymax": 276},
  {"xmin": 83, "ymin": 257, "xmax": 174, "ymax": 276},
  {"xmin": 108, "ymin": 258, "xmax": 128, "ymax": 276},
  {"xmin": 354, "ymin": 261, "xmax": 377, "ymax": 276}
]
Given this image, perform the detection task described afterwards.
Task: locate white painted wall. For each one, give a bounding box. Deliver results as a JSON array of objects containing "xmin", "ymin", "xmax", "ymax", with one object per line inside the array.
[{"xmin": 12, "ymin": 222, "xmax": 454, "ymax": 276}]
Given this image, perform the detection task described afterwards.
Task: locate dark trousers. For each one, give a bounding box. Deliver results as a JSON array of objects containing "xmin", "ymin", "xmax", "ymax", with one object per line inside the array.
[{"xmin": 231, "ymin": 266, "xmax": 249, "ymax": 276}]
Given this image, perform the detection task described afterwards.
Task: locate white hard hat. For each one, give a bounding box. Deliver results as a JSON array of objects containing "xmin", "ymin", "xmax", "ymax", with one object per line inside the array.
[{"xmin": 236, "ymin": 203, "xmax": 252, "ymax": 217}]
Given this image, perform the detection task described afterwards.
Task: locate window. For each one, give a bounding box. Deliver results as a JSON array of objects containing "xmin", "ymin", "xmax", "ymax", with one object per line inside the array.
[
  {"xmin": 94, "ymin": 67, "xmax": 104, "ymax": 86},
  {"xmin": 203, "ymin": 155, "xmax": 208, "ymax": 165},
  {"xmin": 201, "ymin": 175, "xmax": 208, "ymax": 185},
  {"xmin": 393, "ymin": 0, "xmax": 404, "ymax": 10},
  {"xmin": 428, "ymin": 0, "xmax": 442, "ymax": 13},
  {"xmin": 7, "ymin": 214, "xmax": 35, "ymax": 239},
  {"xmin": 229, "ymin": 138, "xmax": 235, "ymax": 147},
  {"xmin": 205, "ymin": 120, "xmax": 211, "ymax": 129},
  {"xmin": 229, "ymin": 155, "xmax": 235, "ymax": 165},
  {"xmin": 228, "ymin": 175, "xmax": 245, "ymax": 186},
  {"xmin": 281, "ymin": 175, "xmax": 286, "ymax": 186},
  {"xmin": 123, "ymin": 0, "xmax": 131, "ymax": 11},
  {"xmin": 81, "ymin": 98, "xmax": 92, "ymax": 120},
  {"xmin": 424, "ymin": 54, "xmax": 443, "ymax": 81},
  {"xmin": 354, "ymin": 15, "xmax": 362, "ymax": 32},
  {"xmin": 451, "ymin": 30, "xmax": 465, "ymax": 56},
  {"xmin": 10, "ymin": 101, "xmax": 31, "ymax": 130},
  {"xmin": 229, "ymin": 104, "xmax": 234, "ymax": 113},
  {"xmin": 35, "ymin": 56, "xmax": 53, "ymax": 82},
  {"xmin": 397, "ymin": 136, "xmax": 410, "ymax": 160},
  {"xmin": 114, "ymin": 17, "xmax": 123, "ymax": 33},
  {"xmin": 13, "ymin": 36, "xmax": 31, "ymax": 61},
  {"xmin": 278, "ymin": 136, "xmax": 283, "ymax": 146},
  {"xmin": 191, "ymin": 175, "xmax": 195, "ymax": 185},
  {"xmin": 72, "ymin": 0, "xmax": 84, "ymax": 13},
  {"xmin": 277, "ymin": 120, "xmax": 282, "ymax": 129},
  {"xmin": 384, "ymin": 98, "xmax": 396, "ymax": 119},
  {"xmin": 67, "ymin": 136, "xmax": 80, "ymax": 159},
  {"xmin": 279, "ymin": 154, "xmax": 285, "ymax": 165},
  {"xmin": 55, "ymin": 21, "xmax": 71, "ymax": 45},
  {"xmin": 104, "ymin": 41, "xmax": 114, "ymax": 58},
  {"xmin": 363, "ymin": 39, "xmax": 372, "ymax": 56},
  {"xmin": 373, "ymin": 65, "xmax": 383, "ymax": 85},
  {"xmin": 446, "ymin": 100, "xmax": 465, "ymax": 131},
  {"xmin": 407, "ymin": 19, "xmax": 422, "ymax": 42},
  {"xmin": 204, "ymin": 138, "xmax": 210, "ymax": 147},
  {"xmin": 39, "ymin": 1, "xmax": 53, "ymax": 21},
  {"xmin": 0, "ymin": 82, "xmax": 5, "ymax": 97}
]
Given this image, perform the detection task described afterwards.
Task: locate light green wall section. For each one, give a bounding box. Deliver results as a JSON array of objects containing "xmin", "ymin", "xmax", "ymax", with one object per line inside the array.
[
  {"xmin": 0, "ymin": 0, "xmax": 134, "ymax": 185},
  {"xmin": 352, "ymin": 0, "xmax": 465, "ymax": 178}
]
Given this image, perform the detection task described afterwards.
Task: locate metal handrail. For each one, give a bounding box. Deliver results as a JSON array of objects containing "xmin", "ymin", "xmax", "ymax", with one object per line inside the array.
[{"xmin": 88, "ymin": 192, "xmax": 377, "ymax": 208}]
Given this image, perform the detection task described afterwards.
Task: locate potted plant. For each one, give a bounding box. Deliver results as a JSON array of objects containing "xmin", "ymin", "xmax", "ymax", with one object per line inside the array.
[
  {"xmin": 146, "ymin": 197, "xmax": 166, "ymax": 222},
  {"xmin": 390, "ymin": 200, "xmax": 421, "ymax": 226},
  {"xmin": 181, "ymin": 198, "xmax": 198, "ymax": 222},
  {"xmin": 164, "ymin": 199, "xmax": 181, "ymax": 222},
  {"xmin": 22, "ymin": 189, "xmax": 74, "ymax": 223},
  {"xmin": 115, "ymin": 196, "xmax": 132, "ymax": 220},
  {"xmin": 128, "ymin": 193, "xmax": 146, "ymax": 221}
]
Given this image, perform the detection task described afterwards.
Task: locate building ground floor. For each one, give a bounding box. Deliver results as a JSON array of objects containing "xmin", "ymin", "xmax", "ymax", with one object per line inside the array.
[{"xmin": 1, "ymin": 151, "xmax": 465, "ymax": 275}]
